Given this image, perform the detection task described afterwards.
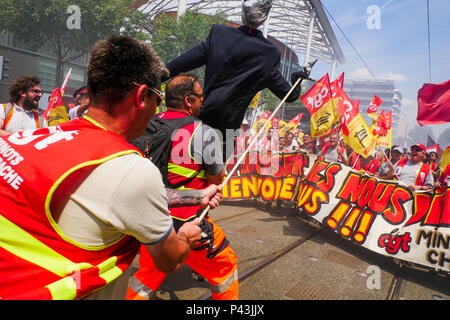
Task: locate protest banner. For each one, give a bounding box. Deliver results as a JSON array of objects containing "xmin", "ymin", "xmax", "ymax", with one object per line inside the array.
[{"xmin": 222, "ymin": 150, "xmax": 450, "ymax": 273}]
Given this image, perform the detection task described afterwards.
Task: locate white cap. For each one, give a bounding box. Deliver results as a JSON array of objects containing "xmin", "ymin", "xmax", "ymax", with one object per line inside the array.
[{"xmin": 393, "ymin": 146, "xmax": 404, "ymax": 154}]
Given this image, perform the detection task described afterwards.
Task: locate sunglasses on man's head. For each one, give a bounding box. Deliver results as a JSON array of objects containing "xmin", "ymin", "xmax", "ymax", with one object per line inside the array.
[
  {"xmin": 147, "ymin": 87, "xmax": 163, "ymax": 106},
  {"xmin": 133, "ymin": 82, "xmax": 163, "ymax": 106}
]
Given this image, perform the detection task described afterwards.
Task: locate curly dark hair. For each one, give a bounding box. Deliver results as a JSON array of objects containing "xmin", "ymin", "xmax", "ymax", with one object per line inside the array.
[
  {"xmin": 87, "ymin": 35, "xmax": 169, "ymax": 107},
  {"xmin": 165, "ymin": 73, "xmax": 199, "ymax": 109},
  {"xmin": 8, "ymin": 76, "xmax": 41, "ymax": 103}
]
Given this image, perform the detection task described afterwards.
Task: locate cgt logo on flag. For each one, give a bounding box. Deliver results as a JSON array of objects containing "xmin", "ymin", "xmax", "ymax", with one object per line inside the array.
[
  {"xmin": 367, "ymin": 95, "xmax": 383, "ymax": 120},
  {"xmin": 43, "ymin": 88, "xmax": 69, "ymax": 126},
  {"xmin": 301, "ymin": 73, "xmax": 337, "ymax": 138}
]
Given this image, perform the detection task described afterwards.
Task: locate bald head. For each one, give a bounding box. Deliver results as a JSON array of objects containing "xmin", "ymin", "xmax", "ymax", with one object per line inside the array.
[{"xmin": 165, "ymin": 73, "xmax": 199, "ymax": 109}]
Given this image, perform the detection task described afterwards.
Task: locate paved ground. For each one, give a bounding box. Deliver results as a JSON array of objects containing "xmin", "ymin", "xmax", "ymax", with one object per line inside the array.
[{"xmin": 130, "ymin": 201, "xmax": 450, "ymax": 301}]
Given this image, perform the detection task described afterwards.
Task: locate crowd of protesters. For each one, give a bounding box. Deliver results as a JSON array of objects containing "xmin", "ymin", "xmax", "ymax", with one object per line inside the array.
[{"xmin": 234, "ymin": 119, "xmax": 448, "ymax": 192}]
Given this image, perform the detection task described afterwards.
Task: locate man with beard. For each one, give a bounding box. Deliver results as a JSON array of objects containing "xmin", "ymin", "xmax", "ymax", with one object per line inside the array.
[{"xmin": 0, "ymin": 76, "xmax": 47, "ymax": 136}]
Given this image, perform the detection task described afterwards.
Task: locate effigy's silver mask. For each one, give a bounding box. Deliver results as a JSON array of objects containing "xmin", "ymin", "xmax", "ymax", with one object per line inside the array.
[{"xmin": 241, "ymin": 0, "xmax": 273, "ymax": 28}]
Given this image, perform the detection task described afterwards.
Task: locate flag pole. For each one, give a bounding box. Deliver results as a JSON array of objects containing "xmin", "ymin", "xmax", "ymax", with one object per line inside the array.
[{"xmin": 60, "ymin": 68, "xmax": 72, "ymax": 97}]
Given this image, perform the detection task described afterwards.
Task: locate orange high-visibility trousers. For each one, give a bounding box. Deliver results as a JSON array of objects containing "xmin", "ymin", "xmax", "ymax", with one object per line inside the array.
[{"xmin": 126, "ymin": 216, "xmax": 239, "ymax": 300}]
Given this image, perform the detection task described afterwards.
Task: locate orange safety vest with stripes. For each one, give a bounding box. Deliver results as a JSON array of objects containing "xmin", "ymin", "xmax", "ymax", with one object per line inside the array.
[
  {"xmin": 159, "ymin": 111, "xmax": 210, "ymax": 223},
  {"xmin": 394, "ymin": 157, "xmax": 431, "ymax": 186},
  {"xmin": 2, "ymin": 103, "xmax": 41, "ymax": 129},
  {"xmin": 0, "ymin": 117, "xmax": 141, "ymax": 299}
]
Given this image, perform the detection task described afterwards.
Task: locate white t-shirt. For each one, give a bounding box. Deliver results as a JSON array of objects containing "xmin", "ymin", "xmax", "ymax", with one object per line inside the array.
[
  {"xmin": 56, "ymin": 153, "xmax": 173, "ymax": 299},
  {"xmin": 394, "ymin": 160, "xmax": 434, "ymax": 187},
  {"xmin": 0, "ymin": 103, "xmax": 48, "ymax": 131},
  {"xmin": 68, "ymin": 105, "xmax": 88, "ymax": 120}
]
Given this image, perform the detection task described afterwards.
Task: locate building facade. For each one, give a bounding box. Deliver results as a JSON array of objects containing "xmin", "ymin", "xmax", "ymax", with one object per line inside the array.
[
  {"xmin": 0, "ymin": 32, "xmax": 88, "ymax": 112},
  {"xmin": 343, "ymin": 79, "xmax": 402, "ymax": 138}
]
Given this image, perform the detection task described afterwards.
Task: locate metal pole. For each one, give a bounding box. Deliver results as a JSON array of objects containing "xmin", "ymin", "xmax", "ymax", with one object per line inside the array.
[
  {"xmin": 177, "ymin": 0, "xmax": 186, "ymax": 19},
  {"xmin": 282, "ymin": 34, "xmax": 294, "ymax": 121},
  {"xmin": 330, "ymin": 55, "xmax": 337, "ymax": 81},
  {"xmin": 263, "ymin": 9, "xmax": 271, "ymax": 38},
  {"xmin": 304, "ymin": 6, "xmax": 316, "ymax": 66}
]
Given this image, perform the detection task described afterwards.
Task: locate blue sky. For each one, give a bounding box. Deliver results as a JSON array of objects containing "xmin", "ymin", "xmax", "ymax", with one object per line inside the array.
[{"xmin": 308, "ymin": 0, "xmax": 450, "ymax": 139}]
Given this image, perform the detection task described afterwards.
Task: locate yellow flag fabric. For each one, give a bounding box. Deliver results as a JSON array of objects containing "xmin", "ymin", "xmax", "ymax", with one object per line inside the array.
[
  {"xmin": 342, "ymin": 113, "xmax": 377, "ymax": 158},
  {"xmin": 440, "ymin": 147, "xmax": 450, "ymax": 175},
  {"xmin": 46, "ymin": 88, "xmax": 69, "ymax": 126},
  {"xmin": 376, "ymin": 127, "xmax": 392, "ymax": 149},
  {"xmin": 252, "ymin": 110, "xmax": 270, "ymax": 133},
  {"xmin": 248, "ymin": 92, "xmax": 260, "ymax": 108},
  {"xmin": 335, "ymin": 86, "xmax": 376, "ymax": 158}
]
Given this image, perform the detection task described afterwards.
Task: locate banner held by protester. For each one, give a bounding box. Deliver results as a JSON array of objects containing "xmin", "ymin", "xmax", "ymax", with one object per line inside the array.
[{"xmin": 221, "ymin": 150, "xmax": 450, "ymax": 273}]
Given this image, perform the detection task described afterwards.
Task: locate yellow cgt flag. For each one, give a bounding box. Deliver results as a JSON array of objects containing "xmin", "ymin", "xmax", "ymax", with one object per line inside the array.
[
  {"xmin": 44, "ymin": 88, "xmax": 69, "ymax": 126},
  {"xmin": 376, "ymin": 127, "xmax": 392, "ymax": 149},
  {"xmin": 300, "ymin": 74, "xmax": 337, "ymax": 138},
  {"xmin": 440, "ymin": 146, "xmax": 450, "ymax": 175},
  {"xmin": 336, "ymin": 89, "xmax": 376, "ymax": 158}
]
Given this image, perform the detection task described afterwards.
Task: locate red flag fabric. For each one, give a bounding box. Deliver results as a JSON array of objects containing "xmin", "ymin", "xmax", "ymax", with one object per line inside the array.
[
  {"xmin": 300, "ymin": 73, "xmax": 337, "ymax": 137},
  {"xmin": 288, "ymin": 113, "xmax": 303, "ymax": 125},
  {"xmin": 333, "ymin": 85, "xmax": 358, "ymax": 136},
  {"xmin": 43, "ymin": 88, "xmax": 64, "ymax": 120},
  {"xmin": 417, "ymin": 79, "xmax": 450, "ymax": 126},
  {"xmin": 367, "ymin": 95, "xmax": 383, "ymax": 117},
  {"xmin": 335, "ymin": 72, "xmax": 344, "ymax": 89},
  {"xmin": 384, "ymin": 110, "xmax": 392, "ymax": 130},
  {"xmin": 256, "ymin": 110, "xmax": 270, "ymax": 122},
  {"xmin": 372, "ymin": 110, "xmax": 387, "ymax": 136},
  {"xmin": 330, "ymin": 72, "xmax": 345, "ymax": 99}
]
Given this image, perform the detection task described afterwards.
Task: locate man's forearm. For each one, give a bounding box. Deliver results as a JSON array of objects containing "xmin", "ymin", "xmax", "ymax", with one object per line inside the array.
[{"xmin": 166, "ymin": 188, "xmax": 203, "ymax": 207}]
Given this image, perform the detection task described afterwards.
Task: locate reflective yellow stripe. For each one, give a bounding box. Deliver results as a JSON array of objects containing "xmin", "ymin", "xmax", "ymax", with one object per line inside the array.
[
  {"xmin": 167, "ymin": 162, "xmax": 206, "ymax": 179},
  {"xmin": 188, "ymin": 122, "xmax": 202, "ymax": 162},
  {"xmin": 0, "ymin": 214, "xmax": 93, "ymax": 277},
  {"xmin": 45, "ymin": 149, "xmax": 140, "ymax": 251},
  {"xmin": 97, "ymin": 256, "xmax": 123, "ymax": 284},
  {"xmin": 46, "ymin": 277, "xmax": 77, "ymax": 300},
  {"xmin": 83, "ymin": 115, "xmax": 107, "ymax": 130},
  {"xmin": 0, "ymin": 214, "xmax": 124, "ymax": 298}
]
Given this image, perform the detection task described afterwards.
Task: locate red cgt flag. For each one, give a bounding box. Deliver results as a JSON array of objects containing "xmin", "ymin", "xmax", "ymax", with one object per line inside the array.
[
  {"xmin": 367, "ymin": 95, "xmax": 383, "ymax": 120},
  {"xmin": 417, "ymin": 80, "xmax": 450, "ymax": 126},
  {"xmin": 384, "ymin": 110, "xmax": 392, "ymax": 130}
]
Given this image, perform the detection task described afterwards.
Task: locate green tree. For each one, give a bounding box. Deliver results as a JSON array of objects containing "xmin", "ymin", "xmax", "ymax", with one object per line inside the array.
[
  {"xmin": 151, "ymin": 10, "xmax": 226, "ymax": 83},
  {"xmin": 151, "ymin": 10, "xmax": 305, "ymax": 118},
  {"xmin": 0, "ymin": 0, "xmax": 149, "ymax": 86}
]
